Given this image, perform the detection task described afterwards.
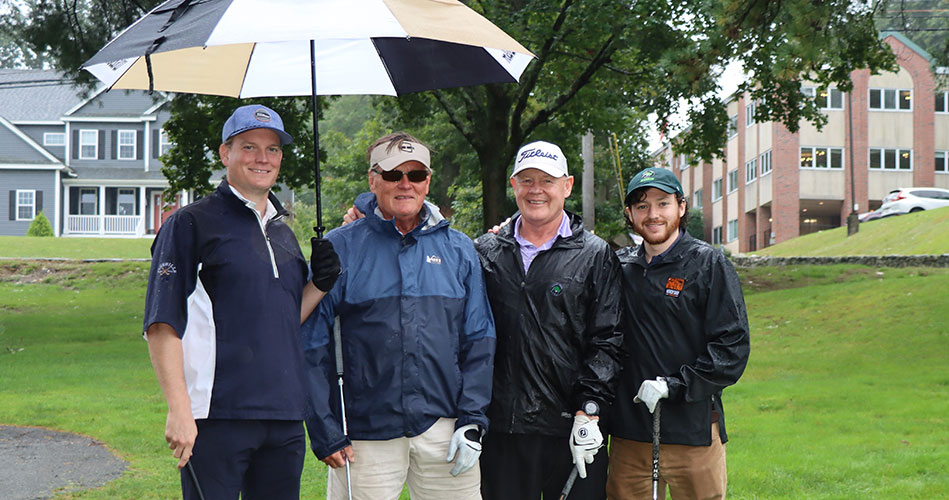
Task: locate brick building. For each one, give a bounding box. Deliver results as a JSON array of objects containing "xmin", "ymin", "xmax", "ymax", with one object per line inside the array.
[{"xmin": 655, "ymin": 32, "xmax": 948, "ymax": 252}]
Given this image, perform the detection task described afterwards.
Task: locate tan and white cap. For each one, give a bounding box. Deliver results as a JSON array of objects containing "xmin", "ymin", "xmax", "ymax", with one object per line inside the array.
[{"xmin": 369, "ymin": 140, "xmax": 431, "ymax": 171}]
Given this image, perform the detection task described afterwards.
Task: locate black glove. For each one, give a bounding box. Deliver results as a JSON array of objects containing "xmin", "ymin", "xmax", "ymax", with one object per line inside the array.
[{"xmin": 310, "ymin": 237, "xmax": 341, "ymax": 292}]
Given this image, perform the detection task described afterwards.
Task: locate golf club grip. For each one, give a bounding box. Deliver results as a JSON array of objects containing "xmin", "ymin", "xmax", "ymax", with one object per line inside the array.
[
  {"xmin": 559, "ymin": 467, "xmax": 579, "ymax": 500},
  {"xmin": 187, "ymin": 461, "xmax": 207, "ymax": 500},
  {"xmin": 333, "ymin": 317, "xmax": 344, "ymax": 376},
  {"xmin": 652, "ymin": 401, "xmax": 661, "ymax": 500}
]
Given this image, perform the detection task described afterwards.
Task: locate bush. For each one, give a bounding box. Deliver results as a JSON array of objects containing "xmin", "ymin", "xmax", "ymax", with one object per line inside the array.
[{"xmin": 26, "ymin": 212, "xmax": 54, "ymax": 237}]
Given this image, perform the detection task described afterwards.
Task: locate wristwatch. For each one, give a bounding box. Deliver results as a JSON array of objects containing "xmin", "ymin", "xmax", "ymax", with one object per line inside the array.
[{"xmin": 582, "ymin": 400, "xmax": 600, "ymax": 417}]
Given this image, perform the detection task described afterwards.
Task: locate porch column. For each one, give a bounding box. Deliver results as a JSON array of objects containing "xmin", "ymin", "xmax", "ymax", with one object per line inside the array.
[
  {"xmin": 138, "ymin": 187, "xmax": 147, "ymax": 237},
  {"xmin": 99, "ymin": 185, "xmax": 106, "ymax": 236},
  {"xmin": 62, "ymin": 185, "xmax": 70, "ymax": 236}
]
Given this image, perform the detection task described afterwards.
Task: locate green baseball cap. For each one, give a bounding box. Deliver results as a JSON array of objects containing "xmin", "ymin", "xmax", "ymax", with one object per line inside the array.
[{"xmin": 625, "ymin": 167, "xmax": 684, "ymax": 202}]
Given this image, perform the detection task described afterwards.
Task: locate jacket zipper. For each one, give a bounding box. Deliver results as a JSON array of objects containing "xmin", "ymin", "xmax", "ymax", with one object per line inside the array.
[{"xmin": 262, "ymin": 216, "xmax": 280, "ymax": 279}]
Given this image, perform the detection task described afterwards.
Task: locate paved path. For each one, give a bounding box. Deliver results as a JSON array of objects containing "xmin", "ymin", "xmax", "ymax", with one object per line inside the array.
[{"xmin": 0, "ymin": 425, "xmax": 126, "ymax": 500}]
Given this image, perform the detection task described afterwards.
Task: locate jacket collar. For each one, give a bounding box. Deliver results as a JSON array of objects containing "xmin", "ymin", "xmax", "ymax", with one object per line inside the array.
[
  {"xmin": 216, "ymin": 180, "xmax": 289, "ymax": 220},
  {"xmin": 626, "ymin": 229, "xmax": 693, "ymax": 267},
  {"xmin": 497, "ymin": 210, "xmax": 584, "ymax": 249},
  {"xmin": 354, "ymin": 191, "xmax": 447, "ymax": 236}
]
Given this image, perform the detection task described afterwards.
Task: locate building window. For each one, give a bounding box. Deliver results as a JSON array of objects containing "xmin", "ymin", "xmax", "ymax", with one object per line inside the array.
[
  {"xmin": 712, "ymin": 226, "xmax": 722, "ymax": 245},
  {"xmin": 159, "ymin": 129, "xmax": 173, "ymax": 156},
  {"xmin": 727, "ymin": 219, "xmax": 738, "ymax": 242},
  {"xmin": 745, "ymin": 158, "xmax": 757, "ymax": 183},
  {"xmin": 118, "ymin": 130, "xmax": 136, "ymax": 160},
  {"xmin": 43, "ymin": 132, "xmax": 65, "ymax": 146},
  {"xmin": 937, "ymin": 151, "xmax": 948, "ymax": 173},
  {"xmin": 694, "ymin": 189, "xmax": 703, "ymax": 209},
  {"xmin": 79, "ymin": 188, "xmax": 97, "ymax": 215},
  {"xmin": 117, "ymin": 188, "xmax": 136, "ymax": 215},
  {"xmin": 869, "ymin": 88, "xmax": 912, "ymax": 111},
  {"xmin": 804, "ymin": 86, "xmax": 844, "ymax": 110},
  {"xmin": 745, "ymin": 100, "xmax": 756, "ymax": 126},
  {"xmin": 727, "ymin": 114, "xmax": 738, "ymax": 139},
  {"xmin": 79, "ymin": 130, "xmax": 98, "ymax": 159},
  {"xmin": 760, "ymin": 150, "xmax": 772, "ymax": 176},
  {"xmin": 936, "ymin": 91, "xmax": 948, "ymax": 113},
  {"xmin": 713, "ymin": 178, "xmax": 723, "ymax": 201},
  {"xmin": 15, "ymin": 190, "xmax": 35, "ymax": 221},
  {"xmin": 800, "ymin": 147, "xmax": 843, "ymax": 169},
  {"xmin": 728, "ymin": 169, "xmax": 739, "ymax": 193},
  {"xmin": 869, "ymin": 148, "xmax": 912, "ymax": 170}
]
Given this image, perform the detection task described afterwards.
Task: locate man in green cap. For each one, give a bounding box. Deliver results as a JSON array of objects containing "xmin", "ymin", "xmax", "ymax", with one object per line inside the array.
[{"xmin": 606, "ymin": 167, "xmax": 750, "ymax": 500}]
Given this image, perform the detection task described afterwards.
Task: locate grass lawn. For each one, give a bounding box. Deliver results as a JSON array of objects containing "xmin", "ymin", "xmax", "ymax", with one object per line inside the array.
[
  {"xmin": 1, "ymin": 261, "xmax": 947, "ymax": 499},
  {"xmin": 0, "ymin": 236, "xmax": 154, "ymax": 260},
  {"xmin": 751, "ymin": 205, "xmax": 949, "ymax": 257}
]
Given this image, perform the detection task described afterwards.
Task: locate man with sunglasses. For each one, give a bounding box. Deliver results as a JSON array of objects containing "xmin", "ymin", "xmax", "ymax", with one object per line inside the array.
[{"xmin": 302, "ymin": 132, "xmax": 496, "ymax": 500}]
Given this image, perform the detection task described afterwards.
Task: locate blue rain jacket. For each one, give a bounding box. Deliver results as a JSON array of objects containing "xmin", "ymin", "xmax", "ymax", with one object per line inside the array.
[{"xmin": 302, "ymin": 192, "xmax": 496, "ymax": 459}]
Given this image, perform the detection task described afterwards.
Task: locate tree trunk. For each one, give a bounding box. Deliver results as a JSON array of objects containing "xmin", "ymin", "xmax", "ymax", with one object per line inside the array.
[{"xmin": 480, "ymin": 153, "xmax": 511, "ymax": 233}]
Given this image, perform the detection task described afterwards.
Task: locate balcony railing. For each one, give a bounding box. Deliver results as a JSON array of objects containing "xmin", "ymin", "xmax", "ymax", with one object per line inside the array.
[{"xmin": 66, "ymin": 214, "xmax": 144, "ymax": 237}]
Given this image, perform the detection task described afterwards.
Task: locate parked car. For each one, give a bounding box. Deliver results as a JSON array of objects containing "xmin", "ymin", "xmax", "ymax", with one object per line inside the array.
[
  {"xmin": 858, "ymin": 209, "xmax": 884, "ymax": 222},
  {"xmin": 878, "ymin": 187, "xmax": 949, "ymax": 217}
]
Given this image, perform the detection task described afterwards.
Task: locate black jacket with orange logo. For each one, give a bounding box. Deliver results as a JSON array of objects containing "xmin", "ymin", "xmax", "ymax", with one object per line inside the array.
[{"xmin": 611, "ymin": 231, "xmax": 750, "ymax": 446}]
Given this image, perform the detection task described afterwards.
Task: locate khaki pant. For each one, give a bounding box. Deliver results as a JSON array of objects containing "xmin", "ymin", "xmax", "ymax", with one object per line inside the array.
[
  {"xmin": 326, "ymin": 418, "xmax": 481, "ymax": 500},
  {"xmin": 606, "ymin": 423, "xmax": 727, "ymax": 500}
]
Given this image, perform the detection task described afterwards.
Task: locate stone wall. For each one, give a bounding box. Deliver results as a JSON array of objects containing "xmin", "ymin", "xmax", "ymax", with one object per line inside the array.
[{"xmin": 732, "ymin": 254, "xmax": 949, "ymax": 268}]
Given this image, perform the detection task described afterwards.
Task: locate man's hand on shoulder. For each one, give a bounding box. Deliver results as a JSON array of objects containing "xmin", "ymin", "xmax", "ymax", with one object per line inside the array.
[{"xmin": 342, "ymin": 205, "xmax": 365, "ymax": 226}]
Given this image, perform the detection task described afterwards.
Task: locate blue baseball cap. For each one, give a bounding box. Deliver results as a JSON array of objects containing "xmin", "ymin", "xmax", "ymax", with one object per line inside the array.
[{"xmin": 221, "ymin": 104, "xmax": 293, "ymax": 146}]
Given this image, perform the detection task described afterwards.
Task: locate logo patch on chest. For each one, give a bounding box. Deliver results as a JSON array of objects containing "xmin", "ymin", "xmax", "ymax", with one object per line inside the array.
[
  {"xmin": 426, "ymin": 254, "xmax": 442, "ymax": 265},
  {"xmin": 664, "ymin": 277, "xmax": 685, "ymax": 297},
  {"xmin": 157, "ymin": 262, "xmax": 177, "ymax": 277},
  {"xmin": 550, "ymin": 283, "xmax": 564, "ymax": 296}
]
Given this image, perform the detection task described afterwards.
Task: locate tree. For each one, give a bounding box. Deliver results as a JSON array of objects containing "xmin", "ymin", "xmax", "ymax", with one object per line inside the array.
[
  {"xmin": 26, "ymin": 212, "xmax": 53, "ymax": 236},
  {"xmin": 7, "ymin": 0, "xmax": 898, "ymax": 233}
]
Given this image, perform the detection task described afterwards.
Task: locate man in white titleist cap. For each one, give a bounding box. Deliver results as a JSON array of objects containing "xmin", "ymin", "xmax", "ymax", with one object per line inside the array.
[{"xmin": 475, "ymin": 140, "xmax": 625, "ymax": 500}]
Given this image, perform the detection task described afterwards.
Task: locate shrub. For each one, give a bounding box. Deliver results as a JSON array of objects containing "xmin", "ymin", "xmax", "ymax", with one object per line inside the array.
[{"xmin": 26, "ymin": 212, "xmax": 54, "ymax": 237}]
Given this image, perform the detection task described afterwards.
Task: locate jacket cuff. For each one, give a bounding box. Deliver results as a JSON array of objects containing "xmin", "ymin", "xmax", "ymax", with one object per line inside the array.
[
  {"xmin": 665, "ymin": 376, "xmax": 685, "ymax": 402},
  {"xmin": 456, "ymin": 414, "xmax": 489, "ymax": 433},
  {"xmin": 312, "ymin": 436, "xmax": 351, "ymax": 461}
]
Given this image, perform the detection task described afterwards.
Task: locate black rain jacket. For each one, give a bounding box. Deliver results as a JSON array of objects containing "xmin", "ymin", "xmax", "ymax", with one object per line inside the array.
[
  {"xmin": 475, "ymin": 211, "xmax": 625, "ymax": 437},
  {"xmin": 611, "ymin": 231, "xmax": 750, "ymax": 446}
]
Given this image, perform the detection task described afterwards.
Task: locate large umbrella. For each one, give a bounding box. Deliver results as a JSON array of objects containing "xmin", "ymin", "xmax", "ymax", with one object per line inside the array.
[{"xmin": 83, "ymin": 0, "xmax": 534, "ymax": 235}]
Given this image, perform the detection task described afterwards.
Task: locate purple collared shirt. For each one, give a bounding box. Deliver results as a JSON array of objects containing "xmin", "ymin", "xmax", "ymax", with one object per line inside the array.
[{"xmin": 513, "ymin": 212, "xmax": 573, "ymax": 274}]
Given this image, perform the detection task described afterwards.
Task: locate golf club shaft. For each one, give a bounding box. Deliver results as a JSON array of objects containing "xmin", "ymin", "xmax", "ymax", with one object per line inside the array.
[
  {"xmin": 559, "ymin": 467, "xmax": 578, "ymax": 500},
  {"xmin": 186, "ymin": 461, "xmax": 207, "ymax": 500},
  {"xmin": 334, "ymin": 319, "xmax": 353, "ymax": 500},
  {"xmin": 652, "ymin": 402, "xmax": 661, "ymax": 500}
]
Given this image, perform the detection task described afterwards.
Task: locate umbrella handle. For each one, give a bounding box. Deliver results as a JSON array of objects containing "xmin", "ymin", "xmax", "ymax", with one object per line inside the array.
[{"xmin": 310, "ymin": 40, "xmax": 324, "ymax": 238}]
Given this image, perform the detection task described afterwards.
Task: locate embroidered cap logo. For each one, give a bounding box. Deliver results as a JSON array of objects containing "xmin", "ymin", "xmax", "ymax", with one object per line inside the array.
[{"xmin": 254, "ymin": 109, "xmax": 272, "ymax": 122}]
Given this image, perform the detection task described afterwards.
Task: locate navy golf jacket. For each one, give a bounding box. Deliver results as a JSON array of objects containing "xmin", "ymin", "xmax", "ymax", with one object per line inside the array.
[{"xmin": 302, "ymin": 192, "xmax": 496, "ymax": 459}]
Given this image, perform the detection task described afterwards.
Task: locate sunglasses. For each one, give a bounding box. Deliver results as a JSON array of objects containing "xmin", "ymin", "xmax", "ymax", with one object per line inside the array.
[{"xmin": 373, "ymin": 168, "xmax": 429, "ymax": 183}]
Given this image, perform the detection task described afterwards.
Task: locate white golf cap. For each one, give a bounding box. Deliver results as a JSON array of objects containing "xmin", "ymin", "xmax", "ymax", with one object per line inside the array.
[
  {"xmin": 511, "ymin": 140, "xmax": 568, "ymax": 178},
  {"xmin": 369, "ymin": 139, "xmax": 431, "ymax": 171}
]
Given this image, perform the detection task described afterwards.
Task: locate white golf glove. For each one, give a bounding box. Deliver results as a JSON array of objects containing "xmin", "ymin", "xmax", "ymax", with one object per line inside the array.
[
  {"xmin": 634, "ymin": 377, "xmax": 669, "ymax": 414},
  {"xmin": 569, "ymin": 414, "xmax": 603, "ymax": 479},
  {"xmin": 446, "ymin": 424, "xmax": 481, "ymax": 477}
]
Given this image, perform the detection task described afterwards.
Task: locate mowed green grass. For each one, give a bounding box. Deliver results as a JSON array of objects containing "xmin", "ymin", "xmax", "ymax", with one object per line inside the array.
[
  {"xmin": 751, "ymin": 205, "xmax": 949, "ymax": 257},
  {"xmin": 0, "ymin": 235, "xmax": 154, "ymax": 260},
  {"xmin": 1, "ymin": 261, "xmax": 947, "ymax": 499}
]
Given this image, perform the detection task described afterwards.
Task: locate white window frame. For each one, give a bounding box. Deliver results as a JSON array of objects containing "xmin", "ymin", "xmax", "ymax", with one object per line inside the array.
[
  {"xmin": 937, "ymin": 151, "xmax": 948, "ymax": 173},
  {"xmin": 727, "ymin": 114, "xmax": 738, "ymax": 139},
  {"xmin": 712, "ymin": 178, "xmax": 723, "ymax": 201},
  {"xmin": 79, "ymin": 129, "xmax": 98, "ymax": 159},
  {"xmin": 712, "ymin": 226, "xmax": 722, "ymax": 245},
  {"xmin": 694, "ymin": 189, "xmax": 703, "ymax": 209},
  {"xmin": 43, "ymin": 132, "xmax": 65, "ymax": 146},
  {"xmin": 159, "ymin": 128, "xmax": 174, "ymax": 156},
  {"xmin": 117, "ymin": 130, "xmax": 136, "ymax": 160},
  {"xmin": 745, "ymin": 158, "xmax": 757, "ymax": 183},
  {"xmin": 935, "ymin": 91, "xmax": 948, "ymax": 113},
  {"xmin": 727, "ymin": 169, "xmax": 739, "ymax": 193},
  {"xmin": 760, "ymin": 150, "xmax": 772, "ymax": 176},
  {"xmin": 869, "ymin": 88, "xmax": 912, "ymax": 111},
  {"xmin": 15, "ymin": 189, "xmax": 36, "ymax": 221},
  {"xmin": 79, "ymin": 187, "xmax": 98, "ymax": 215},
  {"xmin": 117, "ymin": 188, "xmax": 136, "ymax": 216},
  {"xmin": 745, "ymin": 100, "xmax": 756, "ymax": 127},
  {"xmin": 727, "ymin": 219, "xmax": 738, "ymax": 242},
  {"xmin": 869, "ymin": 148, "xmax": 912, "ymax": 171},
  {"xmin": 800, "ymin": 146, "xmax": 844, "ymax": 169}
]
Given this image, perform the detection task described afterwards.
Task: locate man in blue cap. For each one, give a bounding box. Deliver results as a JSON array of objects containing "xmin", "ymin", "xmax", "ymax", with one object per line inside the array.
[
  {"xmin": 143, "ymin": 104, "xmax": 341, "ymax": 500},
  {"xmin": 607, "ymin": 167, "xmax": 750, "ymax": 500}
]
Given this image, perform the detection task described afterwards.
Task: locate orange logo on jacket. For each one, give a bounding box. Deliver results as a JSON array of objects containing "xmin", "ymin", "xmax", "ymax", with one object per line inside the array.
[{"xmin": 665, "ymin": 277, "xmax": 684, "ymax": 297}]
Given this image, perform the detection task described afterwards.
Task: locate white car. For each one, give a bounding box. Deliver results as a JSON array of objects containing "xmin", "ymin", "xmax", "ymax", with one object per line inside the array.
[{"xmin": 879, "ymin": 187, "xmax": 949, "ymax": 217}]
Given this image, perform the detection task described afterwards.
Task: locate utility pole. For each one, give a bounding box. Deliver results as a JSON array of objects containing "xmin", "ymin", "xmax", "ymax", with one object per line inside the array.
[
  {"xmin": 582, "ymin": 131, "xmax": 595, "ymax": 231},
  {"xmin": 847, "ymin": 88, "xmax": 859, "ymax": 236}
]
